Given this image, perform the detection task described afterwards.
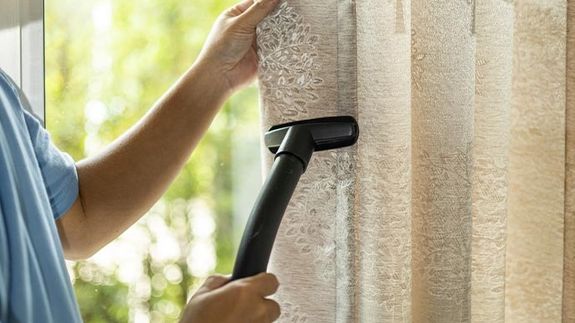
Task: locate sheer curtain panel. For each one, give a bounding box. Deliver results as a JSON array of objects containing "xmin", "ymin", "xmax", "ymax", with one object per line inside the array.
[{"xmin": 256, "ymin": 0, "xmax": 575, "ymax": 322}]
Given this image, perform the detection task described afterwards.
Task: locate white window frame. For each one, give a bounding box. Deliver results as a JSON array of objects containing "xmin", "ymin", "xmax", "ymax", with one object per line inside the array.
[{"xmin": 0, "ymin": 0, "xmax": 45, "ymax": 124}]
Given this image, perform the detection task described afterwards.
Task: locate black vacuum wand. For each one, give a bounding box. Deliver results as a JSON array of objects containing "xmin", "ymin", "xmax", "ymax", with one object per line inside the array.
[{"xmin": 231, "ymin": 116, "xmax": 359, "ymax": 280}]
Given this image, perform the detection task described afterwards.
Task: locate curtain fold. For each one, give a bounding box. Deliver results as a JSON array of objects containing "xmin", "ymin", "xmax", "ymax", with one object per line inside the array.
[
  {"xmin": 256, "ymin": 0, "xmax": 575, "ymax": 321},
  {"xmin": 470, "ymin": 0, "xmax": 512, "ymax": 322},
  {"xmin": 566, "ymin": 1, "xmax": 575, "ymax": 320},
  {"xmin": 505, "ymin": 1, "xmax": 566, "ymax": 321}
]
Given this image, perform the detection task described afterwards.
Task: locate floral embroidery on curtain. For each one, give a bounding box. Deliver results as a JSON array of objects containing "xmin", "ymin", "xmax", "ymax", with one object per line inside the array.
[{"xmin": 257, "ymin": 1, "xmax": 323, "ymax": 121}]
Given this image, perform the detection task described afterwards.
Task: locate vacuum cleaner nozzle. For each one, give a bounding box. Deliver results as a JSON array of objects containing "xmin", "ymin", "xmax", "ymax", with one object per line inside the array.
[
  {"xmin": 264, "ymin": 116, "xmax": 359, "ymax": 171},
  {"xmin": 265, "ymin": 116, "xmax": 359, "ymax": 153}
]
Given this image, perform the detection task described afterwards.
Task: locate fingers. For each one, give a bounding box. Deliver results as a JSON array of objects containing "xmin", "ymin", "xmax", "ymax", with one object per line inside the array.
[
  {"xmin": 216, "ymin": 274, "xmax": 280, "ymax": 322},
  {"xmin": 243, "ymin": 273, "xmax": 280, "ymax": 296},
  {"xmin": 235, "ymin": 0, "xmax": 279, "ymax": 28},
  {"xmin": 261, "ymin": 299, "xmax": 281, "ymax": 322},
  {"xmin": 225, "ymin": 0, "xmax": 254, "ymax": 17}
]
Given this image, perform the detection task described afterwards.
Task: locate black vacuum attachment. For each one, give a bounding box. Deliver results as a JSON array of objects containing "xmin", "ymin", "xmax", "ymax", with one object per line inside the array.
[{"xmin": 231, "ymin": 116, "xmax": 359, "ymax": 280}]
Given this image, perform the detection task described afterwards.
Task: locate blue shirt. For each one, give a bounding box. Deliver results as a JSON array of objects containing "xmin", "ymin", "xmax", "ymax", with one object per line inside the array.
[{"xmin": 0, "ymin": 69, "xmax": 82, "ymax": 322}]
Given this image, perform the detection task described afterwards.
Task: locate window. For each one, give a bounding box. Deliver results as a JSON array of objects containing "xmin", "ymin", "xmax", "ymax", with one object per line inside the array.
[
  {"xmin": 0, "ymin": 0, "xmax": 45, "ymax": 121},
  {"xmin": 45, "ymin": 0, "xmax": 261, "ymax": 321}
]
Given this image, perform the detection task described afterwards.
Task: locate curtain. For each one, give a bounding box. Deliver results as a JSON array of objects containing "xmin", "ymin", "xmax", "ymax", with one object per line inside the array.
[{"xmin": 256, "ymin": 0, "xmax": 574, "ymax": 322}]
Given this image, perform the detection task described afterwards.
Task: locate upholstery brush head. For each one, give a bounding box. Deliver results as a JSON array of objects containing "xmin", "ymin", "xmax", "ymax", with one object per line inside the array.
[{"xmin": 264, "ymin": 116, "xmax": 359, "ymax": 153}]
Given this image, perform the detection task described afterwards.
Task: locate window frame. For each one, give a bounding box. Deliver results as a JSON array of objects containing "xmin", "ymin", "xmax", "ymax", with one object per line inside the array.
[{"xmin": 0, "ymin": 0, "xmax": 45, "ymax": 124}]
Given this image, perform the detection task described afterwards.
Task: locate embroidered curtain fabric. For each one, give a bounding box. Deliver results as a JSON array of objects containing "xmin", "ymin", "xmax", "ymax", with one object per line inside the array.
[{"xmin": 256, "ymin": 0, "xmax": 575, "ymax": 321}]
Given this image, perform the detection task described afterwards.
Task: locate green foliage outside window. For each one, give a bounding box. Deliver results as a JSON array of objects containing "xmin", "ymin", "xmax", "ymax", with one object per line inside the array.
[{"xmin": 45, "ymin": 0, "xmax": 261, "ymax": 321}]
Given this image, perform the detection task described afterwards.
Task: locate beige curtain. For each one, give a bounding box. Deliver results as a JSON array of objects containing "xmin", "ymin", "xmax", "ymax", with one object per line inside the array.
[{"xmin": 256, "ymin": 0, "xmax": 575, "ymax": 321}]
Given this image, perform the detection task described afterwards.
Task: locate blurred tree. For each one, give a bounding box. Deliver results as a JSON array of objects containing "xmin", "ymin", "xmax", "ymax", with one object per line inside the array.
[{"xmin": 45, "ymin": 0, "xmax": 261, "ymax": 321}]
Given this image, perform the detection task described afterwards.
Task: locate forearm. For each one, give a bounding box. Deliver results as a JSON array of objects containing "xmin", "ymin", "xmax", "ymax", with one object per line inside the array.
[
  {"xmin": 57, "ymin": 0, "xmax": 278, "ymax": 259},
  {"xmin": 70, "ymin": 62, "xmax": 230, "ymax": 257}
]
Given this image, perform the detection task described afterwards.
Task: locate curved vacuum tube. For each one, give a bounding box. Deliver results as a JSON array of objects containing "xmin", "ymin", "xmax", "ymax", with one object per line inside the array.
[{"xmin": 231, "ymin": 116, "xmax": 359, "ymax": 280}]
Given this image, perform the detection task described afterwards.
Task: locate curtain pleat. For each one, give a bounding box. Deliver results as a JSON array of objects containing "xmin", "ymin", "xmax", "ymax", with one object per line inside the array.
[
  {"xmin": 410, "ymin": 1, "xmax": 475, "ymax": 320},
  {"xmin": 355, "ymin": 0, "xmax": 411, "ymax": 321},
  {"xmin": 470, "ymin": 0, "xmax": 512, "ymax": 322},
  {"xmin": 565, "ymin": 1, "xmax": 575, "ymax": 321},
  {"xmin": 505, "ymin": 1, "xmax": 566, "ymax": 321},
  {"xmin": 258, "ymin": 2, "xmax": 340, "ymax": 321},
  {"xmin": 256, "ymin": 0, "xmax": 575, "ymax": 321}
]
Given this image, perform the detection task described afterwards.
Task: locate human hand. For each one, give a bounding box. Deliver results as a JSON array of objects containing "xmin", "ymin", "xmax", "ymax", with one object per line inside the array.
[
  {"xmin": 196, "ymin": 0, "xmax": 279, "ymax": 94},
  {"xmin": 179, "ymin": 273, "xmax": 281, "ymax": 323}
]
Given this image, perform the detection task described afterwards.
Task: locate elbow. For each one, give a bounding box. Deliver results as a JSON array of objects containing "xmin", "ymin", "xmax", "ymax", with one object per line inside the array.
[
  {"xmin": 58, "ymin": 211, "xmax": 125, "ymax": 261},
  {"xmin": 57, "ymin": 195, "xmax": 105, "ymax": 260},
  {"xmin": 57, "ymin": 208, "xmax": 104, "ymax": 260},
  {"xmin": 60, "ymin": 228, "xmax": 103, "ymax": 260},
  {"xmin": 62, "ymin": 242, "xmax": 100, "ymax": 261}
]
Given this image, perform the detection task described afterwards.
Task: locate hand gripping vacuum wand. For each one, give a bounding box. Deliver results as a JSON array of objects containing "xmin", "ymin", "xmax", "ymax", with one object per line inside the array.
[{"xmin": 231, "ymin": 116, "xmax": 359, "ymax": 280}]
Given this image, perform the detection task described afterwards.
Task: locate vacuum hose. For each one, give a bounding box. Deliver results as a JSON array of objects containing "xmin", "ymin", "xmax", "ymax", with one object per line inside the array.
[
  {"xmin": 231, "ymin": 116, "xmax": 359, "ymax": 281},
  {"xmin": 231, "ymin": 153, "xmax": 304, "ymax": 280}
]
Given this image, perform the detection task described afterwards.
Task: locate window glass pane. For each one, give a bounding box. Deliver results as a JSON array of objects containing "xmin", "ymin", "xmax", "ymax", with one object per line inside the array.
[{"xmin": 45, "ymin": 0, "xmax": 261, "ymax": 321}]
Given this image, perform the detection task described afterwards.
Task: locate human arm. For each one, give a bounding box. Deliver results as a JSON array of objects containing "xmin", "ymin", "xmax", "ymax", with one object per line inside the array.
[{"xmin": 56, "ymin": 0, "xmax": 279, "ymax": 259}]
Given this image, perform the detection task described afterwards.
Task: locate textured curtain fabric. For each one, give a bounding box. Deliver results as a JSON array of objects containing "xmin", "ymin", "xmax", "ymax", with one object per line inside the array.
[{"xmin": 256, "ymin": 0, "xmax": 575, "ymax": 321}]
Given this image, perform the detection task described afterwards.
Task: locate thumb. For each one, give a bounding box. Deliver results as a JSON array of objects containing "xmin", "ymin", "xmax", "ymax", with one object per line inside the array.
[
  {"xmin": 197, "ymin": 275, "xmax": 230, "ymax": 294},
  {"xmin": 236, "ymin": 0, "xmax": 279, "ymax": 29}
]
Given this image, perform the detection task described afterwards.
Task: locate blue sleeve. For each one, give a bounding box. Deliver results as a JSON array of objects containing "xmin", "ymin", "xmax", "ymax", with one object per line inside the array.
[
  {"xmin": 0, "ymin": 207, "xmax": 7, "ymax": 323},
  {"xmin": 21, "ymin": 100, "xmax": 79, "ymax": 220}
]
